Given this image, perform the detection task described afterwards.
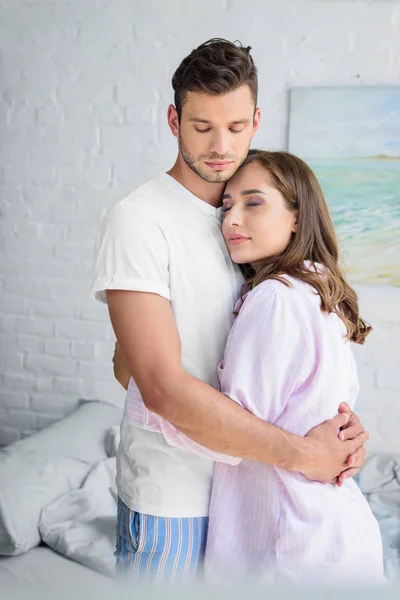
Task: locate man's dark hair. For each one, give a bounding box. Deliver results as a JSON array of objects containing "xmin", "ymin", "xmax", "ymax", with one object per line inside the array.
[{"xmin": 172, "ymin": 38, "xmax": 258, "ymax": 120}]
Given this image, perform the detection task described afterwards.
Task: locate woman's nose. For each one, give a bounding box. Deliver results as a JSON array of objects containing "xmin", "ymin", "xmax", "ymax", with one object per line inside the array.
[{"xmin": 224, "ymin": 208, "xmax": 242, "ymax": 227}]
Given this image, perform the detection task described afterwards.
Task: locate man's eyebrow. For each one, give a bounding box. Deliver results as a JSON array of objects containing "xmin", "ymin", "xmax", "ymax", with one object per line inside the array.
[
  {"xmin": 188, "ymin": 118, "xmax": 212, "ymax": 124},
  {"xmin": 188, "ymin": 118, "xmax": 251, "ymax": 125}
]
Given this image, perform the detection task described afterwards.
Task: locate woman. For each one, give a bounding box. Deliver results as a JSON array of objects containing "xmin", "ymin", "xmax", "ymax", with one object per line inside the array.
[
  {"xmin": 112, "ymin": 150, "xmax": 385, "ymax": 584},
  {"xmin": 202, "ymin": 150, "xmax": 385, "ymax": 584}
]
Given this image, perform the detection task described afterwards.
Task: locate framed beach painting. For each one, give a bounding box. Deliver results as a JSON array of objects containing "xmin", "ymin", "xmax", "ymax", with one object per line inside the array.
[{"xmin": 288, "ymin": 87, "xmax": 400, "ymax": 286}]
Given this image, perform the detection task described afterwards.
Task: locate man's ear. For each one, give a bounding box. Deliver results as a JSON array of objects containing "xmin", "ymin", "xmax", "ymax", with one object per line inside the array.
[
  {"xmin": 167, "ymin": 105, "xmax": 180, "ymax": 138},
  {"xmin": 252, "ymin": 107, "xmax": 261, "ymax": 139}
]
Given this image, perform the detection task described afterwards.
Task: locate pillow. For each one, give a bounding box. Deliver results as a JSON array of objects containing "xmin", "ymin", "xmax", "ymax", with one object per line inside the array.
[{"xmin": 0, "ymin": 400, "xmax": 123, "ymax": 556}]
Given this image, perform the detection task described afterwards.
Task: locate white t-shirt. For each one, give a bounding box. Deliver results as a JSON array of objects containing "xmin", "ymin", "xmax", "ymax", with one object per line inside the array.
[{"xmin": 90, "ymin": 173, "xmax": 243, "ymax": 517}]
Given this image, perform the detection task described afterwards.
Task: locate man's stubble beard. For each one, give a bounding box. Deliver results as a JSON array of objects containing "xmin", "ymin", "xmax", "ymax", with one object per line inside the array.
[{"xmin": 179, "ymin": 135, "xmax": 250, "ymax": 184}]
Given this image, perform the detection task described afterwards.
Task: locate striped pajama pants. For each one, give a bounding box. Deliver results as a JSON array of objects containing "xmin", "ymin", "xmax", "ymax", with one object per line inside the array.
[{"xmin": 115, "ymin": 498, "xmax": 208, "ymax": 584}]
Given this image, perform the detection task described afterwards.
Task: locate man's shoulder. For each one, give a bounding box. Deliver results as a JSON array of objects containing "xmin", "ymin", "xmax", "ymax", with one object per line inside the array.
[
  {"xmin": 104, "ymin": 174, "xmax": 173, "ymax": 227},
  {"xmin": 117, "ymin": 174, "xmax": 170, "ymax": 212}
]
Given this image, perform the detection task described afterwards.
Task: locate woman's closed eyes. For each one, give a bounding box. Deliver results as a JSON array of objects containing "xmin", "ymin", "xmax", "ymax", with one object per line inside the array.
[{"xmin": 221, "ymin": 201, "xmax": 263, "ymax": 213}]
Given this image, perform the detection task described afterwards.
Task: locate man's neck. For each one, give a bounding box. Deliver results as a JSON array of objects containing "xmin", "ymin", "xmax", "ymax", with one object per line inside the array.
[{"xmin": 167, "ymin": 157, "xmax": 225, "ymax": 208}]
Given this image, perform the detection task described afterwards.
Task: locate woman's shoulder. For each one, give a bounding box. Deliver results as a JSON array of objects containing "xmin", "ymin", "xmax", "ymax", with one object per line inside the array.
[
  {"xmin": 235, "ymin": 266, "xmax": 322, "ymax": 315},
  {"xmin": 237, "ymin": 275, "xmax": 312, "ymax": 305},
  {"xmin": 234, "ymin": 279, "xmax": 291, "ymax": 317}
]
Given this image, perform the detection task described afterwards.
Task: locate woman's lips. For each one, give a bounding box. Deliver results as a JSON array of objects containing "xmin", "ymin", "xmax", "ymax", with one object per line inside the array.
[{"xmin": 228, "ymin": 235, "xmax": 250, "ymax": 246}]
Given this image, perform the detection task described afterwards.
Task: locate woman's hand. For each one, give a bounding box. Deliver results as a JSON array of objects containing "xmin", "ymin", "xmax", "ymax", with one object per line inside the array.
[{"xmin": 112, "ymin": 341, "xmax": 132, "ymax": 391}]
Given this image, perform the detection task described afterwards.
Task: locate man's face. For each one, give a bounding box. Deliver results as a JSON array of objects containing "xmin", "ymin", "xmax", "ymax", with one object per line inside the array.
[{"xmin": 172, "ymin": 85, "xmax": 260, "ymax": 184}]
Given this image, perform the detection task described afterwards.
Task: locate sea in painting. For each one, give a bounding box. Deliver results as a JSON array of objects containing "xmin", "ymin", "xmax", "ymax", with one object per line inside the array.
[{"xmin": 289, "ymin": 87, "xmax": 400, "ymax": 286}]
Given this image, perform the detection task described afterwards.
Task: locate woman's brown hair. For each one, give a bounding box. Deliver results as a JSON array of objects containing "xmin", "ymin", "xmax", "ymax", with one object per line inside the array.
[{"xmin": 237, "ymin": 150, "xmax": 371, "ymax": 344}]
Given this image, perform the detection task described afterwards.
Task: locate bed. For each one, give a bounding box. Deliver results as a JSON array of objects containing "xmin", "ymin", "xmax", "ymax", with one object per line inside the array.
[
  {"xmin": 1, "ymin": 400, "xmax": 399, "ymax": 589},
  {"xmin": 0, "ymin": 400, "xmax": 121, "ymax": 588}
]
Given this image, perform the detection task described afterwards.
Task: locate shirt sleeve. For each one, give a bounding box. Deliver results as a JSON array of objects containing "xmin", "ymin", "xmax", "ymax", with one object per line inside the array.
[
  {"xmin": 219, "ymin": 283, "xmax": 311, "ymax": 423},
  {"xmin": 154, "ymin": 417, "xmax": 241, "ymax": 466},
  {"xmin": 89, "ymin": 203, "xmax": 170, "ymax": 303}
]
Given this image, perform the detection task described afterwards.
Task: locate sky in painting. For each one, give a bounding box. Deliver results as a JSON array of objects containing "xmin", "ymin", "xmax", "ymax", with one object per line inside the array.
[{"xmin": 289, "ymin": 87, "xmax": 400, "ymax": 159}]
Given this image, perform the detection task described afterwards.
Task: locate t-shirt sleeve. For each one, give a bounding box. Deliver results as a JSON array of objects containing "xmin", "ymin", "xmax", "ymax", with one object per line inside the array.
[
  {"xmin": 219, "ymin": 284, "xmax": 310, "ymax": 423},
  {"xmin": 154, "ymin": 417, "xmax": 242, "ymax": 466},
  {"xmin": 89, "ymin": 203, "xmax": 170, "ymax": 303}
]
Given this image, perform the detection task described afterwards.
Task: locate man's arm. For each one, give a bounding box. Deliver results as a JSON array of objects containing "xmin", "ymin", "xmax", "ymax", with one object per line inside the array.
[
  {"xmin": 113, "ymin": 345, "xmax": 366, "ymax": 484},
  {"xmin": 107, "ymin": 289, "xmax": 368, "ymax": 483}
]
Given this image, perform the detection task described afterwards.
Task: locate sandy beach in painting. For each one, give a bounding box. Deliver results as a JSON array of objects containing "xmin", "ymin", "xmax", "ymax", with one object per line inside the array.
[{"xmin": 309, "ymin": 158, "xmax": 400, "ymax": 286}]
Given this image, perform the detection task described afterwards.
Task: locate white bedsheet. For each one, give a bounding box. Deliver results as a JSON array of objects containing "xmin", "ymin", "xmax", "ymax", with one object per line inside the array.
[{"xmin": 0, "ymin": 546, "xmax": 109, "ymax": 587}]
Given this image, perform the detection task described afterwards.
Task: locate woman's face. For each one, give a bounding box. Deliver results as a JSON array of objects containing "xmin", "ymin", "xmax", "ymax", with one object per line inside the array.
[{"xmin": 221, "ymin": 161, "xmax": 298, "ymax": 266}]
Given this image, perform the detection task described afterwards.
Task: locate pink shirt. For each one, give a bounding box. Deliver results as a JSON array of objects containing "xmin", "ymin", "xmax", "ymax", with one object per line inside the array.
[
  {"xmin": 203, "ymin": 276, "xmax": 385, "ymax": 584},
  {"xmin": 125, "ymin": 273, "xmax": 385, "ymax": 584}
]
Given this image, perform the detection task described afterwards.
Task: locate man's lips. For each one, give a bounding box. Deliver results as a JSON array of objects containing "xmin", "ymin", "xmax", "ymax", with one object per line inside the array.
[
  {"xmin": 228, "ymin": 234, "xmax": 250, "ymax": 246},
  {"xmin": 205, "ymin": 161, "xmax": 233, "ymax": 170}
]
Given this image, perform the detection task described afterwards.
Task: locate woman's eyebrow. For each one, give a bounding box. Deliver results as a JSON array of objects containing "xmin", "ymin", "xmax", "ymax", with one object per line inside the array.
[
  {"xmin": 222, "ymin": 189, "xmax": 266, "ymax": 201},
  {"xmin": 241, "ymin": 189, "xmax": 266, "ymax": 196}
]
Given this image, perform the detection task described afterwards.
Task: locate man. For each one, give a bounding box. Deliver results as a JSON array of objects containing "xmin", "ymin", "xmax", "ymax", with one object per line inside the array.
[{"xmin": 90, "ymin": 39, "xmax": 368, "ymax": 583}]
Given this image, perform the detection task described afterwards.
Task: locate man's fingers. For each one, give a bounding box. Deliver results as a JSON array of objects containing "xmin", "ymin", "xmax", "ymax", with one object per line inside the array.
[
  {"xmin": 339, "ymin": 424, "xmax": 362, "ymax": 442},
  {"xmin": 112, "ymin": 340, "xmax": 131, "ymax": 391},
  {"xmin": 338, "ymin": 466, "xmax": 360, "ymax": 484},
  {"xmin": 338, "ymin": 402, "xmax": 352, "ymax": 415},
  {"xmin": 339, "ymin": 420, "xmax": 364, "ymax": 441},
  {"xmin": 346, "ymin": 445, "xmax": 367, "ymax": 469},
  {"xmin": 329, "ymin": 412, "xmax": 350, "ymax": 431},
  {"xmin": 336, "ymin": 444, "xmax": 367, "ymax": 485}
]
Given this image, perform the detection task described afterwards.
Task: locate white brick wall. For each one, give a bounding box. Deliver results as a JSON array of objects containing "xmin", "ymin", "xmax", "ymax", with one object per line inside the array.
[{"xmin": 0, "ymin": 0, "xmax": 399, "ymax": 448}]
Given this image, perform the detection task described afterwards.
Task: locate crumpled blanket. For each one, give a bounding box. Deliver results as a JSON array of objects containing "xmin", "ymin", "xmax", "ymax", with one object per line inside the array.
[
  {"xmin": 39, "ymin": 457, "xmax": 117, "ymax": 577},
  {"xmin": 37, "ymin": 451, "xmax": 400, "ymax": 582},
  {"xmin": 356, "ymin": 452, "xmax": 400, "ymax": 582}
]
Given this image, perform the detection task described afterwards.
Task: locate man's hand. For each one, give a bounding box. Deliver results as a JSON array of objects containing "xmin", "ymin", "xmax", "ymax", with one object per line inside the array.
[
  {"xmin": 302, "ymin": 411, "xmax": 369, "ymax": 484},
  {"xmin": 337, "ymin": 402, "xmax": 364, "ymax": 441},
  {"xmin": 335, "ymin": 402, "xmax": 367, "ymax": 486},
  {"xmin": 113, "ymin": 341, "xmax": 131, "ymax": 391}
]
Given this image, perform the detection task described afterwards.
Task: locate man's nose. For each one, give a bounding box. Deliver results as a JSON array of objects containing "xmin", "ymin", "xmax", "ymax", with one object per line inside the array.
[{"xmin": 210, "ymin": 130, "xmax": 229, "ymax": 156}]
